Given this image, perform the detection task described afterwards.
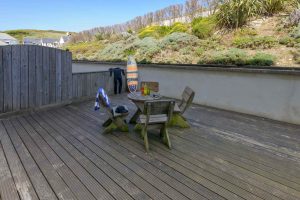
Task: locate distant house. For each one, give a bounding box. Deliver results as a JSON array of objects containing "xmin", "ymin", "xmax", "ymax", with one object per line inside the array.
[
  {"xmin": 0, "ymin": 40, "xmax": 7, "ymax": 46},
  {"xmin": 0, "ymin": 33, "xmax": 19, "ymax": 45},
  {"xmin": 59, "ymin": 36, "xmax": 70, "ymax": 46},
  {"xmin": 23, "ymin": 37, "xmax": 42, "ymax": 45},
  {"xmin": 41, "ymin": 38, "xmax": 59, "ymax": 48}
]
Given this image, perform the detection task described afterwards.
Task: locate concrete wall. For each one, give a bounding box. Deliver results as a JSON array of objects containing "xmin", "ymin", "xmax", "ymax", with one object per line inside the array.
[
  {"xmin": 73, "ymin": 62, "xmax": 118, "ymax": 73},
  {"xmin": 72, "ymin": 61, "xmax": 300, "ymax": 125}
]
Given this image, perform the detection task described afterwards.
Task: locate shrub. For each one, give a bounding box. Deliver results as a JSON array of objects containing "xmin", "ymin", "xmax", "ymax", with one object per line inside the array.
[
  {"xmin": 216, "ymin": 0, "xmax": 261, "ymax": 28},
  {"xmin": 192, "ymin": 16, "xmax": 216, "ymax": 39},
  {"xmin": 95, "ymin": 34, "xmax": 104, "ymax": 41},
  {"xmin": 160, "ymin": 32, "xmax": 199, "ymax": 49},
  {"xmin": 133, "ymin": 37, "xmax": 161, "ymax": 58},
  {"xmin": 233, "ymin": 36, "xmax": 277, "ymax": 49},
  {"xmin": 291, "ymin": 49, "xmax": 300, "ymax": 63},
  {"xmin": 138, "ymin": 26, "xmax": 171, "ymax": 39},
  {"xmin": 290, "ymin": 24, "xmax": 300, "ymax": 39},
  {"xmin": 246, "ymin": 53, "xmax": 275, "ymax": 66},
  {"xmin": 278, "ymin": 36, "xmax": 296, "ymax": 47},
  {"xmin": 198, "ymin": 37, "xmax": 225, "ymax": 51},
  {"xmin": 138, "ymin": 23, "xmax": 188, "ymax": 39},
  {"xmin": 198, "ymin": 48, "xmax": 248, "ymax": 65},
  {"xmin": 169, "ymin": 22, "xmax": 189, "ymax": 34},
  {"xmin": 234, "ymin": 28, "xmax": 258, "ymax": 37}
]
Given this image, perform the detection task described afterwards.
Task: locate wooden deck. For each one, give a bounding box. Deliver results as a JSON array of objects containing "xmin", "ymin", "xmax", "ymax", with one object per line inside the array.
[{"xmin": 1, "ymin": 94, "xmax": 300, "ymax": 200}]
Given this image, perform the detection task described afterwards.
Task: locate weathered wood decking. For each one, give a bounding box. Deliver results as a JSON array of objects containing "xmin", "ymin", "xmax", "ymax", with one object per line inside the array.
[{"xmin": 0, "ymin": 94, "xmax": 300, "ymax": 200}]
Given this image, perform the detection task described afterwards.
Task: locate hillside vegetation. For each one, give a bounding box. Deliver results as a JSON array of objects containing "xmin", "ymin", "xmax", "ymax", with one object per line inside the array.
[
  {"xmin": 67, "ymin": 0, "xmax": 300, "ymax": 67},
  {"xmin": 4, "ymin": 29, "xmax": 69, "ymax": 42}
]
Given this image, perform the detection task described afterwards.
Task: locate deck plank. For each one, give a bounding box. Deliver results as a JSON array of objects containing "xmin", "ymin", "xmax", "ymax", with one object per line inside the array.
[
  {"xmin": 0, "ymin": 137, "xmax": 20, "ymax": 200},
  {"xmin": 0, "ymin": 121, "xmax": 39, "ymax": 200},
  {"xmin": 44, "ymin": 109, "xmax": 172, "ymax": 200},
  {"xmin": 21, "ymin": 115, "xmax": 96, "ymax": 200},
  {"xmin": 14, "ymin": 117, "xmax": 78, "ymax": 200},
  {"xmin": 32, "ymin": 112, "xmax": 134, "ymax": 200},
  {"xmin": 4, "ymin": 119, "xmax": 58, "ymax": 200}
]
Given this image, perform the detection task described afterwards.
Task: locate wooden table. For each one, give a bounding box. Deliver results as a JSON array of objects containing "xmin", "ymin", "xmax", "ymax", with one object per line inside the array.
[{"xmin": 128, "ymin": 92, "xmax": 180, "ymax": 124}]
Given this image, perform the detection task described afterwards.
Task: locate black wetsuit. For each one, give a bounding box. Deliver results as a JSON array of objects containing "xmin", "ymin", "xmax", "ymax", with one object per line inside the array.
[{"xmin": 109, "ymin": 68, "xmax": 125, "ymax": 94}]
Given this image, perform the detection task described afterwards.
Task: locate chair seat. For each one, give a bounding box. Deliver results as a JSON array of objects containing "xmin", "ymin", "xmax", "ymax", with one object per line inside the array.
[
  {"xmin": 112, "ymin": 105, "xmax": 129, "ymax": 117},
  {"xmin": 138, "ymin": 114, "xmax": 168, "ymax": 124}
]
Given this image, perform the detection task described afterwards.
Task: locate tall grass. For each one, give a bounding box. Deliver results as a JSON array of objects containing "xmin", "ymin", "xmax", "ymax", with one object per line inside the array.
[{"xmin": 216, "ymin": 0, "xmax": 288, "ymax": 29}]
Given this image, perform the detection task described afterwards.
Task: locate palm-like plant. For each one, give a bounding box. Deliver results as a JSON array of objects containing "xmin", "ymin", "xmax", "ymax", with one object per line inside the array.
[
  {"xmin": 262, "ymin": 0, "xmax": 285, "ymax": 15},
  {"xmin": 216, "ymin": 0, "xmax": 262, "ymax": 29}
]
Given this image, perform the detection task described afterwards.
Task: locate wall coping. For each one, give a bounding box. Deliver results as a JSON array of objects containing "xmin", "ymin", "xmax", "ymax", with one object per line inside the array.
[{"xmin": 72, "ymin": 60, "xmax": 300, "ymax": 76}]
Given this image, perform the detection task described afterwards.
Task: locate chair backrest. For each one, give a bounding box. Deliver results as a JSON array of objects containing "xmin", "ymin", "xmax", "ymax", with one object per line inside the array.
[
  {"xmin": 143, "ymin": 100, "xmax": 175, "ymax": 122},
  {"xmin": 179, "ymin": 87, "xmax": 195, "ymax": 114},
  {"xmin": 141, "ymin": 81, "xmax": 159, "ymax": 92}
]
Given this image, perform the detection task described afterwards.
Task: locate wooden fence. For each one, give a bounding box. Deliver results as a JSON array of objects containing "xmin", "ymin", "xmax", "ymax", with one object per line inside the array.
[
  {"xmin": 72, "ymin": 71, "xmax": 126, "ymax": 100},
  {"xmin": 0, "ymin": 45, "xmax": 72, "ymax": 114}
]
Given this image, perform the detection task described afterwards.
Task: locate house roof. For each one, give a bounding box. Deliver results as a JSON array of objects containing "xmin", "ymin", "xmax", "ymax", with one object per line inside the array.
[
  {"xmin": 0, "ymin": 33, "xmax": 18, "ymax": 41},
  {"xmin": 41, "ymin": 38, "xmax": 59, "ymax": 43},
  {"xmin": 23, "ymin": 37, "xmax": 41, "ymax": 44},
  {"xmin": 0, "ymin": 40, "xmax": 7, "ymax": 45}
]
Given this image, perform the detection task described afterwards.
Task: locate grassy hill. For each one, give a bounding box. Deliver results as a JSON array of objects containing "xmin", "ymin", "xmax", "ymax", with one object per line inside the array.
[
  {"xmin": 66, "ymin": 0, "xmax": 300, "ymax": 67},
  {"xmin": 3, "ymin": 29, "xmax": 70, "ymax": 42}
]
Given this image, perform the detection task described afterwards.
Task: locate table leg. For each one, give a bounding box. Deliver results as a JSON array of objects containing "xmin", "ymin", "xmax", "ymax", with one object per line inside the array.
[{"xmin": 129, "ymin": 109, "xmax": 141, "ymax": 124}]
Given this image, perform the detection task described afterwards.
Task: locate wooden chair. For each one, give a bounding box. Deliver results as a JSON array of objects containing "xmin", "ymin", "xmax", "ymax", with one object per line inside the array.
[
  {"xmin": 98, "ymin": 93, "xmax": 129, "ymax": 133},
  {"xmin": 169, "ymin": 87, "xmax": 195, "ymax": 128},
  {"xmin": 178, "ymin": 86, "xmax": 195, "ymax": 115},
  {"xmin": 137, "ymin": 100, "xmax": 175, "ymax": 151}
]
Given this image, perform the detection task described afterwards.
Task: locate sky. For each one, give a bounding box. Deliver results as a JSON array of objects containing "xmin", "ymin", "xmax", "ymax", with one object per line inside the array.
[{"xmin": 0, "ymin": 0, "xmax": 186, "ymax": 32}]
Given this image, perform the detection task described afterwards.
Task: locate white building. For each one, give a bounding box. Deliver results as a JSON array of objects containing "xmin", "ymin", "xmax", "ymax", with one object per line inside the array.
[
  {"xmin": 41, "ymin": 38, "xmax": 59, "ymax": 48},
  {"xmin": 0, "ymin": 33, "xmax": 19, "ymax": 45},
  {"xmin": 59, "ymin": 36, "xmax": 70, "ymax": 46}
]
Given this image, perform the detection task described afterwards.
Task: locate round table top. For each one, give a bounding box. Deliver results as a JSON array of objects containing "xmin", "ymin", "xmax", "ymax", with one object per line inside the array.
[{"xmin": 127, "ymin": 92, "xmax": 161, "ymax": 102}]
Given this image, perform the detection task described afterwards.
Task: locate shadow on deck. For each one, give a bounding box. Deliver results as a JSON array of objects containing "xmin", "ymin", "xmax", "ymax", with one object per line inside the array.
[{"xmin": 0, "ymin": 94, "xmax": 300, "ymax": 200}]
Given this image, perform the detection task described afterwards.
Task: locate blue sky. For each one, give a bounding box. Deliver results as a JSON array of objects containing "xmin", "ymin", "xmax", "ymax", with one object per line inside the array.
[{"xmin": 1, "ymin": 0, "xmax": 186, "ymax": 32}]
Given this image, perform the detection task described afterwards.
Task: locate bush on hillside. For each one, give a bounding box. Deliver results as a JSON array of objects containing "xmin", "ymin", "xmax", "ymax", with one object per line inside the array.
[
  {"xmin": 198, "ymin": 49, "xmax": 275, "ymax": 66},
  {"xmin": 198, "ymin": 48, "xmax": 248, "ymax": 65},
  {"xmin": 192, "ymin": 16, "xmax": 216, "ymax": 39},
  {"xmin": 160, "ymin": 32, "xmax": 199, "ymax": 50},
  {"xmin": 290, "ymin": 24, "xmax": 300, "ymax": 39},
  {"xmin": 169, "ymin": 22, "xmax": 189, "ymax": 34},
  {"xmin": 138, "ymin": 26, "xmax": 170, "ymax": 39},
  {"xmin": 138, "ymin": 23, "xmax": 188, "ymax": 39},
  {"xmin": 233, "ymin": 36, "xmax": 277, "ymax": 49},
  {"xmin": 246, "ymin": 52, "xmax": 276, "ymax": 66},
  {"xmin": 279, "ymin": 36, "xmax": 296, "ymax": 47},
  {"xmin": 133, "ymin": 37, "xmax": 161, "ymax": 58},
  {"xmin": 234, "ymin": 28, "xmax": 258, "ymax": 37}
]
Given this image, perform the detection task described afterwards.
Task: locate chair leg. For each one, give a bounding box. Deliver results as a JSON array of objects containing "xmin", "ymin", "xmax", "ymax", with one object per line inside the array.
[
  {"xmin": 103, "ymin": 118, "xmax": 112, "ymax": 127},
  {"xmin": 114, "ymin": 117, "xmax": 129, "ymax": 132},
  {"xmin": 142, "ymin": 127, "xmax": 149, "ymax": 152},
  {"xmin": 168, "ymin": 113, "xmax": 190, "ymax": 128},
  {"xmin": 103, "ymin": 122, "xmax": 117, "ymax": 134},
  {"xmin": 161, "ymin": 125, "xmax": 172, "ymax": 149}
]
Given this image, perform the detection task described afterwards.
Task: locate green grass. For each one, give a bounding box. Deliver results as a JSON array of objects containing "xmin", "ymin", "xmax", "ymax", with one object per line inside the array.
[
  {"xmin": 65, "ymin": 41, "xmax": 104, "ymax": 59},
  {"xmin": 3, "ymin": 29, "xmax": 70, "ymax": 42}
]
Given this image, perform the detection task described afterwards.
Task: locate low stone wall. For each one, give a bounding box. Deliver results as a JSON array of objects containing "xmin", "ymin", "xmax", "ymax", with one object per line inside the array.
[{"xmin": 73, "ymin": 61, "xmax": 300, "ymax": 125}]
